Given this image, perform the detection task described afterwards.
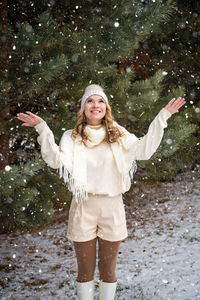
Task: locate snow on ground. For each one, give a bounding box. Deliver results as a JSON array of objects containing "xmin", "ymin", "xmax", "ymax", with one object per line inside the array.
[{"xmin": 0, "ymin": 168, "xmax": 200, "ymax": 299}]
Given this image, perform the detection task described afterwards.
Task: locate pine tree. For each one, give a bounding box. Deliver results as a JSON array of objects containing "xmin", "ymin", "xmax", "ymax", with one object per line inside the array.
[
  {"xmin": 0, "ymin": 0, "xmax": 195, "ymax": 232},
  {"xmin": 130, "ymin": 0, "xmax": 200, "ymax": 179}
]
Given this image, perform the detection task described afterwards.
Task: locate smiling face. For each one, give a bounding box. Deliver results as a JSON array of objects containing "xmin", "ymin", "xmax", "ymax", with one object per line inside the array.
[{"xmin": 84, "ymin": 94, "xmax": 107, "ymax": 125}]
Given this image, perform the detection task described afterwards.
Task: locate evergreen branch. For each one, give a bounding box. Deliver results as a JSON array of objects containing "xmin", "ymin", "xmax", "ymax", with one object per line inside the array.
[
  {"xmin": 9, "ymin": 100, "xmax": 58, "ymax": 111},
  {"xmin": 0, "ymin": 154, "xmax": 45, "ymax": 195}
]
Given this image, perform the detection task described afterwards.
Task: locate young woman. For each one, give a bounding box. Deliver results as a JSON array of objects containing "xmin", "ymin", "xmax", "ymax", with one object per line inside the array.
[{"xmin": 17, "ymin": 84, "xmax": 185, "ymax": 299}]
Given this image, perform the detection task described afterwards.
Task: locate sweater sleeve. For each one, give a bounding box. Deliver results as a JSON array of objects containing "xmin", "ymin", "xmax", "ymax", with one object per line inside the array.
[
  {"xmin": 34, "ymin": 121, "xmax": 61, "ymax": 169},
  {"xmin": 133, "ymin": 108, "xmax": 172, "ymax": 160}
]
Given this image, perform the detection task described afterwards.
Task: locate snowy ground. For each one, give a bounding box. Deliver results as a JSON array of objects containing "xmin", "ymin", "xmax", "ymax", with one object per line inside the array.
[{"xmin": 0, "ymin": 168, "xmax": 200, "ymax": 300}]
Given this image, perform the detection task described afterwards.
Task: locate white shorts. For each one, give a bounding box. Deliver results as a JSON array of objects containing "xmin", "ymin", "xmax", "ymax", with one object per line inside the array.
[{"xmin": 66, "ymin": 193, "xmax": 128, "ymax": 242}]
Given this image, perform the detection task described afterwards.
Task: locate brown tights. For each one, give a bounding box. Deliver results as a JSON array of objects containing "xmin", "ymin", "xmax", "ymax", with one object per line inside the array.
[{"xmin": 73, "ymin": 237, "xmax": 121, "ymax": 283}]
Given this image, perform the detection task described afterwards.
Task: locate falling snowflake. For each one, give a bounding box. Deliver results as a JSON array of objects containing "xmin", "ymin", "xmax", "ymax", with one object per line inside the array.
[
  {"xmin": 5, "ymin": 165, "xmax": 12, "ymax": 171},
  {"xmin": 166, "ymin": 139, "xmax": 172, "ymax": 144},
  {"xmin": 195, "ymin": 107, "xmax": 200, "ymax": 113}
]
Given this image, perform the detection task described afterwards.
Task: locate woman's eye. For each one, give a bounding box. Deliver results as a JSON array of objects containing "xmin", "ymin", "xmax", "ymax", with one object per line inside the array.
[
  {"xmin": 87, "ymin": 99, "xmax": 92, "ymax": 103},
  {"xmin": 99, "ymin": 99, "xmax": 104, "ymax": 103}
]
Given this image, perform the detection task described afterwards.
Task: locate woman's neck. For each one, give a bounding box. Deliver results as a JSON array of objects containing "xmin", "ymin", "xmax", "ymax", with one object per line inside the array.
[
  {"xmin": 86, "ymin": 118, "xmax": 103, "ymax": 126},
  {"xmin": 87, "ymin": 123, "xmax": 102, "ymax": 128}
]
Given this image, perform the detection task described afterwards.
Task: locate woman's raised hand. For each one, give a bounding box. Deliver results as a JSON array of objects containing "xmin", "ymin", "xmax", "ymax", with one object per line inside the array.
[
  {"xmin": 17, "ymin": 111, "xmax": 44, "ymax": 127},
  {"xmin": 165, "ymin": 97, "xmax": 186, "ymax": 115}
]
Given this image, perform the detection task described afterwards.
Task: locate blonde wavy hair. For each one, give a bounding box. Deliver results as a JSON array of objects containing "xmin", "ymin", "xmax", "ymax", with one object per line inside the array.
[{"xmin": 72, "ymin": 88, "xmax": 124, "ymax": 144}]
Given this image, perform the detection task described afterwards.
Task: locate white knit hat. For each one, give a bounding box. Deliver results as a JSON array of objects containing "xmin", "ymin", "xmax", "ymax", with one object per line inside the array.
[{"xmin": 81, "ymin": 84, "xmax": 108, "ymax": 109}]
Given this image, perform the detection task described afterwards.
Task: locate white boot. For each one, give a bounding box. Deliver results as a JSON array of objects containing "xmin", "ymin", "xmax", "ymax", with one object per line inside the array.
[
  {"xmin": 76, "ymin": 280, "xmax": 94, "ymax": 300},
  {"xmin": 99, "ymin": 280, "xmax": 117, "ymax": 300}
]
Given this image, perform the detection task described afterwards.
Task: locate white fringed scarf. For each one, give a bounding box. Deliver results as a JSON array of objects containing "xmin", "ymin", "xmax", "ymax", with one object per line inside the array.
[{"xmin": 58, "ymin": 123, "xmax": 138, "ymax": 203}]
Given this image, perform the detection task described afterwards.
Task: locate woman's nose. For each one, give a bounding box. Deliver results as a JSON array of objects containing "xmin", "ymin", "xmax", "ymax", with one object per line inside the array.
[{"xmin": 92, "ymin": 101, "xmax": 99, "ymax": 107}]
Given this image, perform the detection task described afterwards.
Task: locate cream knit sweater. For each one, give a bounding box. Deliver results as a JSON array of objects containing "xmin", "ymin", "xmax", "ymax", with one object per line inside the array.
[{"xmin": 35, "ymin": 108, "xmax": 171, "ymax": 196}]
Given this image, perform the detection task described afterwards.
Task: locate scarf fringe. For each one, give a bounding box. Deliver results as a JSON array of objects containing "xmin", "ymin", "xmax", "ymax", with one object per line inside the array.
[
  {"xmin": 129, "ymin": 160, "xmax": 137, "ymax": 181},
  {"xmin": 58, "ymin": 165, "xmax": 88, "ymax": 204},
  {"xmin": 58, "ymin": 161, "xmax": 137, "ymax": 203}
]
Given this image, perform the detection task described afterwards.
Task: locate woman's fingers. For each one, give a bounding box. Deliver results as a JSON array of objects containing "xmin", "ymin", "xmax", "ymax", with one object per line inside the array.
[
  {"xmin": 17, "ymin": 112, "xmax": 44, "ymax": 127},
  {"xmin": 173, "ymin": 98, "xmax": 186, "ymax": 110},
  {"xmin": 173, "ymin": 97, "xmax": 185, "ymax": 105},
  {"xmin": 174, "ymin": 100, "xmax": 185, "ymax": 110},
  {"xmin": 26, "ymin": 111, "xmax": 37, "ymax": 117},
  {"xmin": 25, "ymin": 111, "xmax": 43, "ymax": 123},
  {"xmin": 165, "ymin": 97, "xmax": 186, "ymax": 114},
  {"xmin": 17, "ymin": 114, "xmax": 34, "ymax": 124},
  {"xmin": 18, "ymin": 113, "xmax": 33, "ymax": 121},
  {"xmin": 170, "ymin": 98, "xmax": 182, "ymax": 110}
]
